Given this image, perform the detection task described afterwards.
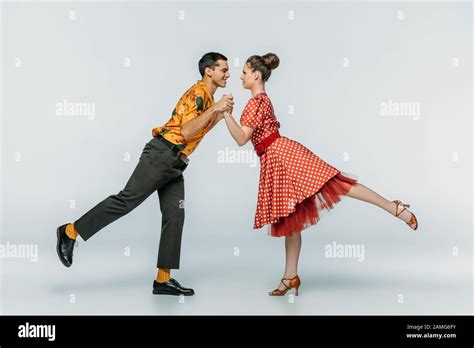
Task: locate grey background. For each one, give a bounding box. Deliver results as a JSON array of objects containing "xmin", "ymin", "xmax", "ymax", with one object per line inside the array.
[{"xmin": 0, "ymin": 0, "xmax": 472, "ymax": 314}]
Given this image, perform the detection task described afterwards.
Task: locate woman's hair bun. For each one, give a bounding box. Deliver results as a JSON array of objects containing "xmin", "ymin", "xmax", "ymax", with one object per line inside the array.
[{"xmin": 261, "ymin": 53, "xmax": 280, "ymax": 70}]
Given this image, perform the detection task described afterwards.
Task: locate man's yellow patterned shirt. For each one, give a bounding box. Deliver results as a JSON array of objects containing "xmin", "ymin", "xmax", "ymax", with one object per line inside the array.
[{"xmin": 152, "ymin": 80, "xmax": 215, "ymax": 156}]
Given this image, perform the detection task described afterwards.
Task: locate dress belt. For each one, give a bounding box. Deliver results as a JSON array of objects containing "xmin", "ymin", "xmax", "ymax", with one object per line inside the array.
[{"xmin": 254, "ymin": 130, "xmax": 281, "ymax": 156}]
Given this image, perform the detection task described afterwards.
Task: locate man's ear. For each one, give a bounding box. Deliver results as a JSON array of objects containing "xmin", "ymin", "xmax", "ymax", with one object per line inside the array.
[{"xmin": 204, "ymin": 66, "xmax": 214, "ymax": 78}]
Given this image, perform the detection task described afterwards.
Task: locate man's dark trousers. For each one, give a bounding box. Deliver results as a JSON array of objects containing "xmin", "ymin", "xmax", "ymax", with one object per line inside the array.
[{"xmin": 74, "ymin": 136, "xmax": 187, "ymax": 269}]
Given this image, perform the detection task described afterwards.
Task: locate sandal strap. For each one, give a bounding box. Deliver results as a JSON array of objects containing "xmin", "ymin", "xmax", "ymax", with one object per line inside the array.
[
  {"xmin": 393, "ymin": 200, "xmax": 406, "ymax": 217},
  {"xmin": 394, "ymin": 200, "xmax": 418, "ymax": 230},
  {"xmin": 280, "ymin": 279, "xmax": 290, "ymax": 290}
]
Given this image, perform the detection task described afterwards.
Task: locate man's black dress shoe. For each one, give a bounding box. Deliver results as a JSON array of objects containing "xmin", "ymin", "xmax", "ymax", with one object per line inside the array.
[
  {"xmin": 153, "ymin": 278, "xmax": 195, "ymax": 296},
  {"xmin": 56, "ymin": 223, "xmax": 76, "ymax": 267}
]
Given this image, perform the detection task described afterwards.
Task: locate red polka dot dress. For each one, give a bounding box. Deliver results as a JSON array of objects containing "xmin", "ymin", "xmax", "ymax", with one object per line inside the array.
[{"xmin": 240, "ymin": 92, "xmax": 358, "ymax": 237}]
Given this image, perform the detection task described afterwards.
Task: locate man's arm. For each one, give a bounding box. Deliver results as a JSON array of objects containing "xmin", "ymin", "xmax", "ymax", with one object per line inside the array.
[
  {"xmin": 181, "ymin": 105, "xmax": 219, "ymax": 141},
  {"xmin": 181, "ymin": 95, "xmax": 233, "ymax": 141},
  {"xmin": 206, "ymin": 110, "xmax": 226, "ymax": 132}
]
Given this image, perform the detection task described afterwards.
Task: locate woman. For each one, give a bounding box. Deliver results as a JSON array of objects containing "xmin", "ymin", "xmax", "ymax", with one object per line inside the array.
[{"xmin": 223, "ymin": 53, "xmax": 418, "ymax": 296}]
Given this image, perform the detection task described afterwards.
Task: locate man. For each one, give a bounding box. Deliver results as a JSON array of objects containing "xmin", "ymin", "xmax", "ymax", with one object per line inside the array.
[{"xmin": 56, "ymin": 52, "xmax": 233, "ymax": 296}]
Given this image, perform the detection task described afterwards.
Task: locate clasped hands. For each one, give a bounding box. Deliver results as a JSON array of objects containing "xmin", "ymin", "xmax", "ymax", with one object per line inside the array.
[{"xmin": 214, "ymin": 94, "xmax": 234, "ymax": 122}]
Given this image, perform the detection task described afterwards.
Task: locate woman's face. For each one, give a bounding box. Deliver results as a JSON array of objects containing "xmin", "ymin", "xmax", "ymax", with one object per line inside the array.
[{"xmin": 240, "ymin": 63, "xmax": 258, "ymax": 89}]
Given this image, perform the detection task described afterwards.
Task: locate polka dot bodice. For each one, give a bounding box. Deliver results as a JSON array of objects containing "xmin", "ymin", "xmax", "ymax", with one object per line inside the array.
[{"xmin": 240, "ymin": 93, "xmax": 280, "ymax": 146}]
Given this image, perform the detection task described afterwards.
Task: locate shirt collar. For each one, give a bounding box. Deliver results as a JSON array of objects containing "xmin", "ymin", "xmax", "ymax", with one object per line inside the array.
[{"xmin": 196, "ymin": 80, "xmax": 214, "ymax": 103}]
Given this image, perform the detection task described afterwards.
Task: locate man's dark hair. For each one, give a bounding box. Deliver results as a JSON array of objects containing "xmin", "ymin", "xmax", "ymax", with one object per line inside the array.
[{"xmin": 198, "ymin": 52, "xmax": 228, "ymax": 77}]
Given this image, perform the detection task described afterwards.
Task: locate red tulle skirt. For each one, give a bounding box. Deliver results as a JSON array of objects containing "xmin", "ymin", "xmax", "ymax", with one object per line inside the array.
[{"xmin": 270, "ymin": 172, "xmax": 357, "ymax": 237}]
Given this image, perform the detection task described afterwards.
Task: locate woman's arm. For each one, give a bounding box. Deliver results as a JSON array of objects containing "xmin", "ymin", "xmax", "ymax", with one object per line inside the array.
[{"xmin": 223, "ymin": 111, "xmax": 255, "ymax": 146}]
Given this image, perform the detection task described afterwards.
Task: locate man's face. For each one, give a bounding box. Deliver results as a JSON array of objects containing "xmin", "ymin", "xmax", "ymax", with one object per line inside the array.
[{"xmin": 207, "ymin": 59, "xmax": 230, "ymax": 88}]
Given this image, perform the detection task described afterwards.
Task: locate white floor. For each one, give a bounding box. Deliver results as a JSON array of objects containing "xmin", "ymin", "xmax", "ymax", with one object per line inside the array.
[{"xmin": 1, "ymin": 218, "xmax": 471, "ymax": 315}]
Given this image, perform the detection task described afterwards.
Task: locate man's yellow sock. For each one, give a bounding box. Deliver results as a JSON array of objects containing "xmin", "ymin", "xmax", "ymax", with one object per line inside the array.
[
  {"xmin": 156, "ymin": 268, "xmax": 171, "ymax": 283},
  {"xmin": 65, "ymin": 223, "xmax": 79, "ymax": 240}
]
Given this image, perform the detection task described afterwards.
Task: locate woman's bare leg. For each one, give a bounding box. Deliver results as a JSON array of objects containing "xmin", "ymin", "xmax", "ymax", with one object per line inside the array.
[
  {"xmin": 273, "ymin": 182, "xmax": 414, "ymax": 292},
  {"xmin": 345, "ymin": 183, "xmax": 413, "ymax": 223},
  {"xmin": 276, "ymin": 232, "xmax": 302, "ymax": 291}
]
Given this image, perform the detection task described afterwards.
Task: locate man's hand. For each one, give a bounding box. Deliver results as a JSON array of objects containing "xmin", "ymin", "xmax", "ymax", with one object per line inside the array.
[{"xmin": 215, "ymin": 94, "xmax": 234, "ymax": 113}]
